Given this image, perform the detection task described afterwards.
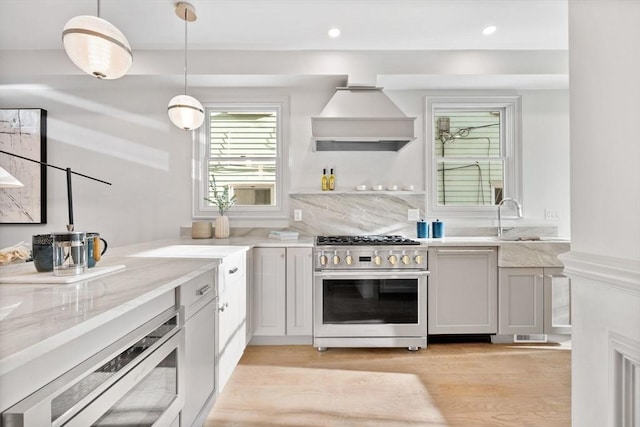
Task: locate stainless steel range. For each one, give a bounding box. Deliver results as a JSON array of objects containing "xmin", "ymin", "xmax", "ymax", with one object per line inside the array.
[{"xmin": 313, "ymin": 235, "xmax": 429, "ymax": 351}]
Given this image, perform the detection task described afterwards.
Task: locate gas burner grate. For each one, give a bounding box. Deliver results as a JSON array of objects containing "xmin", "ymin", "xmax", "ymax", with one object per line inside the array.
[{"xmin": 316, "ymin": 235, "xmax": 420, "ymax": 246}]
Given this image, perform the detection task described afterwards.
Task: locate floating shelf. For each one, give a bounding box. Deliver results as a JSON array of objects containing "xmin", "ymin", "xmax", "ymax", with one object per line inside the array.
[{"xmin": 289, "ymin": 190, "xmax": 425, "ymax": 195}]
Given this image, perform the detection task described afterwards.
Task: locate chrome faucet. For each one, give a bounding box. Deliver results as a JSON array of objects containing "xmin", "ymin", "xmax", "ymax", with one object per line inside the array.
[{"xmin": 497, "ymin": 198, "xmax": 523, "ymax": 237}]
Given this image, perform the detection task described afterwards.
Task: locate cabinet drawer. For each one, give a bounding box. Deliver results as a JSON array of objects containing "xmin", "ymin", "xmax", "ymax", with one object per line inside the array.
[{"xmin": 179, "ymin": 269, "xmax": 217, "ymax": 319}]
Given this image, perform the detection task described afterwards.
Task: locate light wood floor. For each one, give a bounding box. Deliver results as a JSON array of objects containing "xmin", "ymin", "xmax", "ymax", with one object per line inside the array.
[{"xmin": 206, "ymin": 341, "xmax": 570, "ymax": 427}]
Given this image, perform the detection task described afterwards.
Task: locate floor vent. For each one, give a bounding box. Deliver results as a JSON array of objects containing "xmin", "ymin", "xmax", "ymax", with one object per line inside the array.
[{"xmin": 514, "ymin": 334, "xmax": 548, "ymax": 343}]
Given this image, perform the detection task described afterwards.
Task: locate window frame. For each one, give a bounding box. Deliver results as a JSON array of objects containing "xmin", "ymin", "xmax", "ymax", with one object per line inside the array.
[
  {"xmin": 425, "ymin": 95, "xmax": 522, "ymax": 218},
  {"xmin": 192, "ymin": 99, "xmax": 289, "ymax": 220}
]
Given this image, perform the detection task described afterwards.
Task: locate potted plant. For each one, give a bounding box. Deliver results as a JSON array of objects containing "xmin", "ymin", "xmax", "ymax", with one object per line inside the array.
[{"xmin": 204, "ymin": 175, "xmax": 236, "ymax": 238}]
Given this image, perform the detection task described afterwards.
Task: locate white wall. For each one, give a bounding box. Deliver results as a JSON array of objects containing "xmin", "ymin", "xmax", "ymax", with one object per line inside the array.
[
  {"xmin": 0, "ymin": 57, "xmax": 569, "ymax": 249},
  {"xmin": 566, "ymin": 1, "xmax": 640, "ymax": 426}
]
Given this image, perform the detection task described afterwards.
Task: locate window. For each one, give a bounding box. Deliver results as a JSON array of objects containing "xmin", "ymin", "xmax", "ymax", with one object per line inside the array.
[
  {"xmin": 426, "ymin": 96, "xmax": 521, "ymax": 217},
  {"xmin": 193, "ymin": 101, "xmax": 288, "ymax": 220}
]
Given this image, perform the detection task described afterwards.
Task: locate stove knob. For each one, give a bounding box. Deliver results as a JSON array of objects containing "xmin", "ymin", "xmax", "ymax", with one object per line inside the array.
[
  {"xmin": 414, "ymin": 254, "xmax": 424, "ymax": 264},
  {"xmin": 373, "ymin": 254, "xmax": 382, "ymax": 266},
  {"xmin": 388, "ymin": 254, "xmax": 398, "ymax": 265},
  {"xmin": 320, "ymin": 254, "xmax": 328, "ymax": 266},
  {"xmin": 401, "ymin": 254, "xmax": 411, "ymax": 265},
  {"xmin": 345, "ymin": 253, "xmax": 354, "ymax": 265},
  {"xmin": 332, "ymin": 254, "xmax": 341, "ymax": 265}
]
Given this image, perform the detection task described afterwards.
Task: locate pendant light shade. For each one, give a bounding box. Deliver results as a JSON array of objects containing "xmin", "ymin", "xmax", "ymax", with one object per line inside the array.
[
  {"xmin": 168, "ymin": 94, "xmax": 205, "ymax": 130},
  {"xmin": 62, "ymin": 13, "xmax": 132, "ymax": 79},
  {"xmin": 168, "ymin": 2, "xmax": 204, "ymax": 131}
]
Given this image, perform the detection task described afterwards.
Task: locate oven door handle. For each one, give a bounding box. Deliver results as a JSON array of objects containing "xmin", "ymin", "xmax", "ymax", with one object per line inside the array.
[{"xmin": 315, "ymin": 270, "xmax": 429, "ymax": 279}]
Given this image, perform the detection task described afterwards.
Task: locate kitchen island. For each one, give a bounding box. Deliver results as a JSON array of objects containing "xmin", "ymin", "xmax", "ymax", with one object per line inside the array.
[{"xmin": 0, "ymin": 239, "xmax": 251, "ymax": 426}]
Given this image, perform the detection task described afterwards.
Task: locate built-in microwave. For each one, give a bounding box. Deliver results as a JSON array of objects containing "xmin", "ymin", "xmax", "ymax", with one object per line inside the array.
[{"xmin": 2, "ymin": 306, "xmax": 184, "ymax": 427}]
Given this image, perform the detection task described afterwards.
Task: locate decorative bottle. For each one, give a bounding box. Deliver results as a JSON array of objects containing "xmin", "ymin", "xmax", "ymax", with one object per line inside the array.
[
  {"xmin": 321, "ymin": 168, "xmax": 329, "ymax": 191},
  {"xmin": 329, "ymin": 168, "xmax": 336, "ymax": 190}
]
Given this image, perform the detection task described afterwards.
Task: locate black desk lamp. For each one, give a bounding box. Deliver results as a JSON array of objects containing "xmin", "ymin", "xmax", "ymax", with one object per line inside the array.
[{"xmin": 0, "ymin": 149, "xmax": 112, "ymax": 231}]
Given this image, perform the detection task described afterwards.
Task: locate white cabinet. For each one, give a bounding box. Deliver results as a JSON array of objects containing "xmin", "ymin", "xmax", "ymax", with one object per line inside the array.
[
  {"xmin": 180, "ymin": 269, "xmax": 217, "ymax": 427},
  {"xmin": 543, "ymin": 268, "xmax": 571, "ymax": 335},
  {"xmin": 286, "ymin": 248, "xmax": 314, "ymax": 336},
  {"xmin": 498, "ymin": 267, "xmax": 571, "ymax": 336},
  {"xmin": 217, "ymin": 250, "xmax": 248, "ymax": 392},
  {"xmin": 251, "ymin": 247, "xmax": 313, "ymax": 341},
  {"xmin": 252, "ymin": 247, "xmax": 286, "ymax": 336},
  {"xmin": 428, "ymin": 247, "xmax": 498, "ymax": 334},
  {"xmin": 498, "ymin": 267, "xmax": 544, "ymax": 335}
]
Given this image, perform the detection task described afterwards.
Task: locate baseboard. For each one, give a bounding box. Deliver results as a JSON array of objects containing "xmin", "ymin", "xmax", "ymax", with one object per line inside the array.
[{"xmin": 249, "ymin": 335, "xmax": 313, "ymax": 346}]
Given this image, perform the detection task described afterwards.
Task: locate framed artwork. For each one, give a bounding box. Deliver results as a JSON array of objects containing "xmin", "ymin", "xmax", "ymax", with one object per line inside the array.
[{"xmin": 0, "ymin": 108, "xmax": 48, "ymax": 224}]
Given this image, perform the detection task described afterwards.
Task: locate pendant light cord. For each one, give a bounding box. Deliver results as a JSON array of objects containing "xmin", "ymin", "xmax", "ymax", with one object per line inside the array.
[
  {"xmin": 97, "ymin": 0, "xmax": 100, "ymax": 17},
  {"xmin": 184, "ymin": 8, "xmax": 188, "ymax": 96}
]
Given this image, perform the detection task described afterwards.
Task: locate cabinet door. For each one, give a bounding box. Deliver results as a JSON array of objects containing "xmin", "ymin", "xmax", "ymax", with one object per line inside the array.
[
  {"xmin": 218, "ymin": 252, "xmax": 247, "ymax": 392},
  {"xmin": 544, "ymin": 267, "xmax": 572, "ymax": 334},
  {"xmin": 182, "ymin": 301, "xmax": 216, "ymax": 427},
  {"xmin": 252, "ymin": 247, "xmax": 286, "ymax": 336},
  {"xmin": 498, "ymin": 268, "xmax": 544, "ymax": 335},
  {"xmin": 286, "ymin": 248, "xmax": 313, "ymax": 336},
  {"xmin": 428, "ymin": 247, "xmax": 498, "ymax": 334}
]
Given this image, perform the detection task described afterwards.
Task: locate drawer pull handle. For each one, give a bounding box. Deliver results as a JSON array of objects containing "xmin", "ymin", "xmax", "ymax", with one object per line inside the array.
[
  {"xmin": 196, "ymin": 284, "xmax": 212, "ymax": 296},
  {"xmin": 228, "ymin": 267, "xmax": 239, "ymax": 274},
  {"xmin": 437, "ymin": 249, "xmax": 495, "ymax": 254}
]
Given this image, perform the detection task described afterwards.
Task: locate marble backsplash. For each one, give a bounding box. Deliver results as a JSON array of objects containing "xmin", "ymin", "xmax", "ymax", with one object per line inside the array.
[
  {"xmin": 289, "ymin": 193, "xmax": 423, "ymax": 237},
  {"xmin": 184, "ymin": 193, "xmax": 558, "ymax": 239}
]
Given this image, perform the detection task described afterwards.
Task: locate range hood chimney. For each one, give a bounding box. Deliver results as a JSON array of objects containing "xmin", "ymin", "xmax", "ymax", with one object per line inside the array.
[{"xmin": 311, "ymin": 86, "xmax": 416, "ymax": 152}]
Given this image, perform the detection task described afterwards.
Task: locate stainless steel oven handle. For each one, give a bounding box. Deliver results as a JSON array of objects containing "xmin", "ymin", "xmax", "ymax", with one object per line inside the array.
[{"xmin": 315, "ymin": 270, "xmax": 429, "ymax": 278}]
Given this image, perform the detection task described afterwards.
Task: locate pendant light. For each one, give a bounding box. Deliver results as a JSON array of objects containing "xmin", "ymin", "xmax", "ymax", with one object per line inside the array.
[
  {"xmin": 168, "ymin": 2, "xmax": 204, "ymax": 131},
  {"xmin": 62, "ymin": 0, "xmax": 132, "ymax": 79}
]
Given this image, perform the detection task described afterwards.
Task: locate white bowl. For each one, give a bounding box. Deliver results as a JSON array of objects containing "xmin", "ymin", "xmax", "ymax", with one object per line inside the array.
[
  {"xmin": 403, "ymin": 184, "xmax": 415, "ymax": 191},
  {"xmin": 387, "ymin": 185, "xmax": 398, "ymax": 191},
  {"xmin": 355, "ymin": 184, "xmax": 367, "ymax": 191},
  {"xmin": 372, "ymin": 185, "xmax": 383, "ymax": 191}
]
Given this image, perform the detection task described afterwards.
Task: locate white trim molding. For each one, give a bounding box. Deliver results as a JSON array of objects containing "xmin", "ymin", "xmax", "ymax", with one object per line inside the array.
[
  {"xmin": 609, "ymin": 332, "xmax": 640, "ymax": 427},
  {"xmin": 559, "ymin": 251, "xmax": 640, "ymax": 296}
]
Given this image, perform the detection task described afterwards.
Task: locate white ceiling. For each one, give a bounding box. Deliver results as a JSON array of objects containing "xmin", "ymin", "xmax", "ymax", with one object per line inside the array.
[
  {"xmin": 0, "ymin": 0, "xmax": 569, "ymax": 90},
  {"xmin": 1, "ymin": 0, "xmax": 567, "ymax": 51}
]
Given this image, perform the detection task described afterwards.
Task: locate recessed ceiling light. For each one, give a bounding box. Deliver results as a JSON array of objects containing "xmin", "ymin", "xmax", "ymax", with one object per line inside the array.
[
  {"xmin": 482, "ymin": 25, "xmax": 497, "ymax": 35},
  {"xmin": 328, "ymin": 27, "xmax": 341, "ymax": 38}
]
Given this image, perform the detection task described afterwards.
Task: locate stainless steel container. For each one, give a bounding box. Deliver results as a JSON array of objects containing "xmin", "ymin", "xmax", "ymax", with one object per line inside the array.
[{"xmin": 52, "ymin": 231, "xmax": 87, "ymax": 276}]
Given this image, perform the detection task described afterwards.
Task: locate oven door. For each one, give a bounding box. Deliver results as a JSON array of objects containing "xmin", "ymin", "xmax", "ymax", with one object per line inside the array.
[{"xmin": 314, "ymin": 270, "xmax": 428, "ymax": 338}]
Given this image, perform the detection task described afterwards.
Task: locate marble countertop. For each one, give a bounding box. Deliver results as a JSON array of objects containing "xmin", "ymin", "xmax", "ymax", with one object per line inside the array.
[
  {"xmin": 0, "ymin": 234, "xmax": 569, "ymax": 375},
  {"xmin": 0, "ymin": 240, "xmax": 250, "ymax": 376},
  {"xmin": 415, "ymin": 236, "xmax": 571, "ymax": 267},
  {"xmin": 416, "ymin": 236, "xmax": 570, "ymax": 246}
]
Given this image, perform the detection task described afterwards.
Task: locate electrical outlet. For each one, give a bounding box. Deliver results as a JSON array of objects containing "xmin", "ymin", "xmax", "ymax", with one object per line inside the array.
[
  {"xmin": 294, "ymin": 209, "xmax": 303, "ymax": 221},
  {"xmin": 544, "ymin": 209, "xmax": 560, "ymax": 220},
  {"xmin": 407, "ymin": 209, "xmax": 420, "ymax": 221}
]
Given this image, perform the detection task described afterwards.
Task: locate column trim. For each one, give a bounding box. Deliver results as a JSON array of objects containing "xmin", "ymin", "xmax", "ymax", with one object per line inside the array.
[{"xmin": 558, "ymin": 251, "xmax": 640, "ymax": 296}]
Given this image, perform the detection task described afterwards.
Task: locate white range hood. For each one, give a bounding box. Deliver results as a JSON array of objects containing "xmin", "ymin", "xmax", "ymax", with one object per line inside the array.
[{"xmin": 311, "ymin": 86, "xmax": 416, "ymax": 151}]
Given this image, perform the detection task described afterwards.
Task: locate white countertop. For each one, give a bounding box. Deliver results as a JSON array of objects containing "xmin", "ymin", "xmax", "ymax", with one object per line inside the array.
[
  {"xmin": 416, "ymin": 236, "xmax": 570, "ymax": 246},
  {"xmin": 0, "ymin": 239, "xmax": 250, "ymax": 376},
  {"xmin": 0, "ymin": 234, "xmax": 568, "ymax": 374}
]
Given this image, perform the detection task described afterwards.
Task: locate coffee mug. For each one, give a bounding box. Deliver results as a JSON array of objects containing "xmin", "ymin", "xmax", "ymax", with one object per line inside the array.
[
  {"xmin": 86, "ymin": 232, "xmax": 108, "ymax": 268},
  {"xmin": 32, "ymin": 233, "xmax": 54, "ymax": 272}
]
